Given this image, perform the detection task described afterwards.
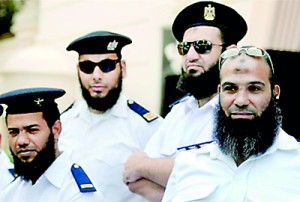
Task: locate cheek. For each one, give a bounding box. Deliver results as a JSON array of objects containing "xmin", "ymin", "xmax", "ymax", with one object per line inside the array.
[
  {"xmin": 79, "ymin": 73, "xmax": 90, "ymax": 85},
  {"xmin": 8, "ymin": 138, "xmax": 17, "ymax": 151},
  {"xmin": 181, "ymin": 58, "xmax": 188, "ymax": 71},
  {"xmin": 220, "ymin": 93, "xmax": 232, "ymax": 107},
  {"xmin": 256, "ymin": 97, "xmax": 271, "ymax": 116}
]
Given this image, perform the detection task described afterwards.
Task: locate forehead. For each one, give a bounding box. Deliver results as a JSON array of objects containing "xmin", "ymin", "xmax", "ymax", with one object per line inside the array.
[
  {"xmin": 220, "ymin": 54, "xmax": 271, "ymax": 82},
  {"xmin": 182, "ymin": 26, "xmax": 222, "ymax": 42},
  {"xmin": 79, "ymin": 52, "xmax": 118, "ymax": 61},
  {"xmin": 7, "ymin": 112, "xmax": 45, "ymax": 126}
]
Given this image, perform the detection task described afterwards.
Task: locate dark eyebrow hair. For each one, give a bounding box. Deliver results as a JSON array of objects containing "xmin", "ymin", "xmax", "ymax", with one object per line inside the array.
[{"xmin": 8, "ymin": 124, "xmax": 40, "ymax": 131}]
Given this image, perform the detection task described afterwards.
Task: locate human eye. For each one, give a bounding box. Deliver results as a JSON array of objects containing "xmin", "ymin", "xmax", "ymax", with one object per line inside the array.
[
  {"xmin": 248, "ymin": 84, "xmax": 263, "ymax": 93},
  {"xmin": 8, "ymin": 129, "xmax": 19, "ymax": 137},
  {"xmin": 222, "ymin": 84, "xmax": 237, "ymax": 93},
  {"xmin": 27, "ymin": 127, "xmax": 40, "ymax": 134}
]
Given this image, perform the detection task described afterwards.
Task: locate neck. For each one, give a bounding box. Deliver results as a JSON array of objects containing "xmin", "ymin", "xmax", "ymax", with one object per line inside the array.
[
  {"xmin": 88, "ymin": 107, "xmax": 105, "ymax": 114},
  {"xmin": 235, "ymin": 157, "xmax": 245, "ymax": 166},
  {"xmin": 197, "ymin": 93, "xmax": 217, "ymax": 107}
]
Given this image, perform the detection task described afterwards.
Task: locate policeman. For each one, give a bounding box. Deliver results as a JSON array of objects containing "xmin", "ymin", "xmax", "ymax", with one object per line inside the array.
[
  {"xmin": 59, "ymin": 31, "xmax": 163, "ymax": 201},
  {"xmin": 0, "ymin": 87, "xmax": 103, "ymax": 201},
  {"xmin": 123, "ymin": 1, "xmax": 248, "ymax": 201}
]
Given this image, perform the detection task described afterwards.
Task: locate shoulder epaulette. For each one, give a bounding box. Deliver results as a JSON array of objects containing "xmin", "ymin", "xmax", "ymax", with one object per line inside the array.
[
  {"xmin": 60, "ymin": 101, "xmax": 75, "ymax": 115},
  {"xmin": 71, "ymin": 163, "xmax": 97, "ymax": 193},
  {"xmin": 8, "ymin": 168, "xmax": 15, "ymax": 177},
  {"xmin": 177, "ymin": 140, "xmax": 214, "ymax": 152},
  {"xmin": 169, "ymin": 93, "xmax": 191, "ymax": 108},
  {"xmin": 127, "ymin": 100, "xmax": 158, "ymax": 123}
]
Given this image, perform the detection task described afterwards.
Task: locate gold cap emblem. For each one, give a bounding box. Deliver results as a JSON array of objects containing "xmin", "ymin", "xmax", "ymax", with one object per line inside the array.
[
  {"xmin": 107, "ymin": 40, "xmax": 118, "ymax": 51},
  {"xmin": 204, "ymin": 4, "xmax": 215, "ymax": 21}
]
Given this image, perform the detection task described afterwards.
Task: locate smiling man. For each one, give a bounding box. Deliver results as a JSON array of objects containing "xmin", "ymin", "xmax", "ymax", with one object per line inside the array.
[{"xmin": 162, "ymin": 46, "xmax": 300, "ymax": 201}]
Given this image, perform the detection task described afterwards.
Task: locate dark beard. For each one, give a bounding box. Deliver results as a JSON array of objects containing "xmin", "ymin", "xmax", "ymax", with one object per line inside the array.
[
  {"xmin": 176, "ymin": 63, "xmax": 219, "ymax": 100},
  {"xmin": 214, "ymin": 97, "xmax": 282, "ymax": 162},
  {"xmin": 79, "ymin": 76, "xmax": 122, "ymax": 112},
  {"xmin": 12, "ymin": 132, "xmax": 56, "ymax": 184}
]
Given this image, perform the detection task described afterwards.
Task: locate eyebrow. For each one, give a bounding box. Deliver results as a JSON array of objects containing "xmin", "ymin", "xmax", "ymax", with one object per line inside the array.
[
  {"xmin": 8, "ymin": 124, "xmax": 40, "ymax": 131},
  {"xmin": 221, "ymin": 80, "xmax": 266, "ymax": 87}
]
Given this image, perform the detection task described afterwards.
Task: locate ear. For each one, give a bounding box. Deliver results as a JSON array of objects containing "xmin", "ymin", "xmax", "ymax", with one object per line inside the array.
[
  {"xmin": 52, "ymin": 120, "xmax": 62, "ymax": 140},
  {"xmin": 225, "ymin": 44, "xmax": 237, "ymax": 49},
  {"xmin": 120, "ymin": 60, "xmax": 127, "ymax": 78},
  {"xmin": 217, "ymin": 84, "xmax": 221, "ymax": 93},
  {"xmin": 274, "ymin": 84, "xmax": 281, "ymax": 99}
]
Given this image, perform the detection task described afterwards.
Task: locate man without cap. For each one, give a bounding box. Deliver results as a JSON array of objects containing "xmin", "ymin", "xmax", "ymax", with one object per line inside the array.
[
  {"xmin": 58, "ymin": 31, "xmax": 163, "ymax": 201},
  {"xmin": 0, "ymin": 87, "xmax": 103, "ymax": 202},
  {"xmin": 123, "ymin": 1, "xmax": 248, "ymax": 201},
  {"xmin": 162, "ymin": 45, "xmax": 300, "ymax": 201}
]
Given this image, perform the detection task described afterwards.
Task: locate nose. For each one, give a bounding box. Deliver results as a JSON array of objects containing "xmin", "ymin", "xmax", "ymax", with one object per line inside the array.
[
  {"xmin": 92, "ymin": 65, "xmax": 104, "ymax": 80},
  {"xmin": 186, "ymin": 45, "xmax": 200, "ymax": 61},
  {"xmin": 233, "ymin": 91, "xmax": 250, "ymax": 107},
  {"xmin": 17, "ymin": 132, "xmax": 30, "ymax": 146}
]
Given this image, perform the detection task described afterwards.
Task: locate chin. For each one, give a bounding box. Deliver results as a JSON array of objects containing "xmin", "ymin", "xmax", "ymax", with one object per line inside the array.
[{"xmin": 90, "ymin": 92, "xmax": 105, "ymax": 98}]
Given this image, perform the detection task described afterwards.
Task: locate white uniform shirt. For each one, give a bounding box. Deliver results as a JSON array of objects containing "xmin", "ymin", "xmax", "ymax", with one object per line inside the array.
[
  {"xmin": 145, "ymin": 95, "xmax": 218, "ymax": 158},
  {"xmin": 163, "ymin": 129, "xmax": 300, "ymax": 202},
  {"xmin": 0, "ymin": 151, "xmax": 14, "ymax": 190},
  {"xmin": 58, "ymin": 95, "xmax": 163, "ymax": 202},
  {"xmin": 0, "ymin": 151, "xmax": 103, "ymax": 202}
]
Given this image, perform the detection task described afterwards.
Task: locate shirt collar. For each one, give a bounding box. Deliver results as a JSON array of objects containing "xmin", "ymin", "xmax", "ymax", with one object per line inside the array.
[{"xmin": 68, "ymin": 94, "xmax": 129, "ymax": 120}]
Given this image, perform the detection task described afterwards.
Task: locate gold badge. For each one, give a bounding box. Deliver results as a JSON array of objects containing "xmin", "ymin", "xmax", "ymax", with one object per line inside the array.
[
  {"xmin": 107, "ymin": 40, "xmax": 118, "ymax": 51},
  {"xmin": 204, "ymin": 4, "xmax": 215, "ymax": 21}
]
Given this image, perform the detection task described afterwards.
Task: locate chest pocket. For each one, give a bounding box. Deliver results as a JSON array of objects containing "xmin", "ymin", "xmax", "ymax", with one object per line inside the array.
[
  {"xmin": 172, "ymin": 184, "xmax": 218, "ymax": 202},
  {"xmin": 94, "ymin": 142, "xmax": 135, "ymax": 167}
]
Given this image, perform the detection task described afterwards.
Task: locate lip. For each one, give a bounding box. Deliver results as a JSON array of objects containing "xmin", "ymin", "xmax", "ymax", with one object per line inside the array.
[
  {"xmin": 231, "ymin": 112, "xmax": 254, "ymax": 119},
  {"xmin": 186, "ymin": 64, "xmax": 204, "ymax": 74},
  {"xmin": 17, "ymin": 150, "xmax": 36, "ymax": 159},
  {"xmin": 91, "ymin": 84, "xmax": 106, "ymax": 92}
]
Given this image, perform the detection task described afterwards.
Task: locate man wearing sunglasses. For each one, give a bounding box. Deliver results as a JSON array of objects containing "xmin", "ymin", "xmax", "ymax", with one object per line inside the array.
[
  {"xmin": 123, "ymin": 1, "xmax": 247, "ymax": 201},
  {"xmin": 162, "ymin": 46, "xmax": 300, "ymax": 201},
  {"xmin": 58, "ymin": 31, "xmax": 163, "ymax": 202}
]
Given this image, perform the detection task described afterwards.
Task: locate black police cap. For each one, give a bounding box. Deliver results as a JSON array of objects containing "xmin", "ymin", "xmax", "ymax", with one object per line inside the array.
[
  {"xmin": 0, "ymin": 87, "xmax": 65, "ymax": 115},
  {"xmin": 66, "ymin": 31, "xmax": 132, "ymax": 55},
  {"xmin": 172, "ymin": 1, "xmax": 248, "ymax": 44}
]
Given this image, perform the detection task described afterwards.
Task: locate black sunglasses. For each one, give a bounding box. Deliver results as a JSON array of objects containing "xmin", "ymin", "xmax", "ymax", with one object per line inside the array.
[
  {"xmin": 177, "ymin": 40, "xmax": 223, "ymax": 56},
  {"xmin": 78, "ymin": 59, "xmax": 120, "ymax": 74}
]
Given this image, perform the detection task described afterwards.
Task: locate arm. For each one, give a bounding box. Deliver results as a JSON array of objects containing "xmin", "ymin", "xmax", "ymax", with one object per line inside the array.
[
  {"xmin": 127, "ymin": 178, "xmax": 165, "ymax": 202},
  {"xmin": 123, "ymin": 151, "xmax": 174, "ymax": 187}
]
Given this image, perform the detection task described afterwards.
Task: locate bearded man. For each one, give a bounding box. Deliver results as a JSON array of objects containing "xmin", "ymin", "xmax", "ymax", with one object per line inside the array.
[
  {"xmin": 162, "ymin": 46, "xmax": 300, "ymax": 202},
  {"xmin": 0, "ymin": 87, "xmax": 103, "ymax": 202}
]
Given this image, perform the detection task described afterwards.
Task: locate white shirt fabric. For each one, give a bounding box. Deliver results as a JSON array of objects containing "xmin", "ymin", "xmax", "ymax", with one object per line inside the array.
[
  {"xmin": 0, "ymin": 151, "xmax": 104, "ymax": 202},
  {"xmin": 163, "ymin": 129, "xmax": 300, "ymax": 202},
  {"xmin": 0, "ymin": 151, "xmax": 14, "ymax": 190},
  {"xmin": 58, "ymin": 95, "xmax": 163, "ymax": 202},
  {"xmin": 144, "ymin": 95, "xmax": 218, "ymax": 158}
]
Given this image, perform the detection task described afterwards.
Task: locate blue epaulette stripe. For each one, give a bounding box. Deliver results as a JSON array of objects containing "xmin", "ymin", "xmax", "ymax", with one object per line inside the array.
[
  {"xmin": 8, "ymin": 168, "xmax": 15, "ymax": 177},
  {"xmin": 169, "ymin": 93, "xmax": 191, "ymax": 108},
  {"xmin": 127, "ymin": 100, "xmax": 158, "ymax": 122},
  {"xmin": 71, "ymin": 163, "xmax": 97, "ymax": 193}
]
